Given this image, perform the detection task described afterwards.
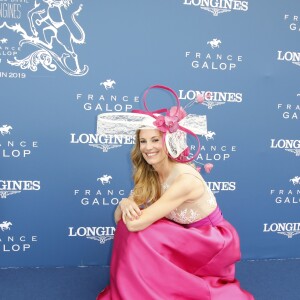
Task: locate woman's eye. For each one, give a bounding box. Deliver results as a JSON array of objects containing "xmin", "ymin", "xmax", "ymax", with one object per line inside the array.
[
  {"xmin": 140, "ymin": 140, "xmax": 146, "ymax": 144},
  {"xmin": 153, "ymin": 139, "xmax": 159, "ymax": 142}
]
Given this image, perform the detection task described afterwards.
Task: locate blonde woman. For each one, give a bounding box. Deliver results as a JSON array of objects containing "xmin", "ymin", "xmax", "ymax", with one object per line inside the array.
[{"xmin": 97, "ymin": 85, "xmax": 253, "ymax": 300}]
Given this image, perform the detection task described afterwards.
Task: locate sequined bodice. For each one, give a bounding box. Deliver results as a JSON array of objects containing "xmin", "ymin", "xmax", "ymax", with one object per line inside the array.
[{"xmin": 164, "ymin": 175, "xmax": 217, "ymax": 225}]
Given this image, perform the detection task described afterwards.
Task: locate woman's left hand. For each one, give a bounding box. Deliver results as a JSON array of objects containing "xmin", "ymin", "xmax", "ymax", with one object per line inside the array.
[{"xmin": 119, "ymin": 197, "xmax": 142, "ymax": 223}]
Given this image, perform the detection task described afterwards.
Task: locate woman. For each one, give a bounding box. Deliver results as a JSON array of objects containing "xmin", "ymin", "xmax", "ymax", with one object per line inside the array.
[{"xmin": 97, "ymin": 85, "xmax": 254, "ymax": 300}]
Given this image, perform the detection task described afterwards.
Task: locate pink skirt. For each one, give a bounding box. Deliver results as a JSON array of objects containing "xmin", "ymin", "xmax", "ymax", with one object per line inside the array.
[{"xmin": 97, "ymin": 207, "xmax": 254, "ymax": 300}]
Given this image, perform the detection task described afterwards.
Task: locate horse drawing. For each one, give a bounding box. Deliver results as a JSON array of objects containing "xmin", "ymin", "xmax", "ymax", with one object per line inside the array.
[
  {"xmin": 0, "ymin": 221, "xmax": 13, "ymax": 231},
  {"xmin": 290, "ymin": 176, "xmax": 300, "ymax": 185},
  {"xmin": 0, "ymin": 38, "xmax": 8, "ymax": 44},
  {"xmin": 207, "ymin": 39, "xmax": 221, "ymax": 49},
  {"xmin": 97, "ymin": 175, "xmax": 112, "ymax": 185},
  {"xmin": 205, "ymin": 131, "xmax": 216, "ymax": 140},
  {"xmin": 100, "ymin": 80, "xmax": 116, "ymax": 90},
  {"xmin": 0, "ymin": 125, "xmax": 13, "ymax": 135}
]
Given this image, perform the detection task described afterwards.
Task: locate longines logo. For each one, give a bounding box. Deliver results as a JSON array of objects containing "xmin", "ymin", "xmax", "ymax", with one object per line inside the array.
[
  {"xmin": 206, "ymin": 181, "xmax": 236, "ymax": 193},
  {"xmin": 263, "ymin": 222, "xmax": 300, "ymax": 238},
  {"xmin": 270, "ymin": 139, "xmax": 300, "ymax": 156},
  {"xmin": 75, "ymin": 80, "xmax": 140, "ymax": 112},
  {"xmin": 270, "ymin": 176, "xmax": 300, "ymax": 205},
  {"xmin": 0, "ymin": 2, "xmax": 22, "ymax": 19},
  {"xmin": 68, "ymin": 226, "xmax": 115, "ymax": 244},
  {"xmin": 179, "ymin": 89, "xmax": 243, "ymax": 109},
  {"xmin": 70, "ymin": 133, "xmax": 135, "ymax": 152},
  {"xmin": 0, "ymin": 0, "xmax": 88, "ymax": 76},
  {"xmin": 73, "ymin": 175, "xmax": 130, "ymax": 206},
  {"xmin": 0, "ymin": 180, "xmax": 41, "ymax": 198},
  {"xmin": 277, "ymin": 50, "xmax": 300, "ymax": 67},
  {"xmin": 276, "ymin": 94, "xmax": 299, "ymax": 120},
  {"xmin": 0, "ymin": 220, "xmax": 38, "ymax": 252},
  {"xmin": 284, "ymin": 14, "xmax": 300, "ymax": 32},
  {"xmin": 185, "ymin": 38, "xmax": 243, "ymax": 71},
  {"xmin": 190, "ymin": 130, "xmax": 237, "ymax": 164},
  {"xmin": 0, "ymin": 124, "xmax": 39, "ymax": 158},
  {"xmin": 183, "ymin": 0, "xmax": 248, "ymax": 16}
]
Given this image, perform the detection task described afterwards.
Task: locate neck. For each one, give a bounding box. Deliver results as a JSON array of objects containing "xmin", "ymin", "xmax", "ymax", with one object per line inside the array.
[{"xmin": 152, "ymin": 158, "xmax": 175, "ymax": 183}]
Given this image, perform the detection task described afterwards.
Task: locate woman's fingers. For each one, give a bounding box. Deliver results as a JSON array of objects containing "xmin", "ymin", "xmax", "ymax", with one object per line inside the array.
[
  {"xmin": 122, "ymin": 211, "xmax": 127, "ymax": 224},
  {"xmin": 126, "ymin": 205, "xmax": 141, "ymax": 219},
  {"xmin": 119, "ymin": 198, "xmax": 142, "ymax": 220}
]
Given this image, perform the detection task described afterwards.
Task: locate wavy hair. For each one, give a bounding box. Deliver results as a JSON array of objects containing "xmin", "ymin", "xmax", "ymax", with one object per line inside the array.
[{"xmin": 130, "ymin": 130, "xmax": 162, "ymax": 206}]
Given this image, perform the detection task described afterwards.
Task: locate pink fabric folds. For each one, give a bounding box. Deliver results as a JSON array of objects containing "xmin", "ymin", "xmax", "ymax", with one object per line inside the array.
[{"xmin": 97, "ymin": 209, "xmax": 254, "ymax": 300}]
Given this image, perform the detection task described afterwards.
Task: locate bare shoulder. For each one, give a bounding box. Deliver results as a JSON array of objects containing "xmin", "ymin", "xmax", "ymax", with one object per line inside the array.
[
  {"xmin": 170, "ymin": 163, "xmax": 206, "ymax": 196},
  {"xmin": 173, "ymin": 163, "xmax": 203, "ymax": 181}
]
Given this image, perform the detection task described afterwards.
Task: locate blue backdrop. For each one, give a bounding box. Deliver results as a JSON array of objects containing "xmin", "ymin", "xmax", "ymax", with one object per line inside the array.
[{"xmin": 0, "ymin": 0, "xmax": 299, "ymax": 268}]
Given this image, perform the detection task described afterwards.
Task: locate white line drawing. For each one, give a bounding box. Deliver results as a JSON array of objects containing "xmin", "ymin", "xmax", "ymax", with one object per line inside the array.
[
  {"xmin": 204, "ymin": 131, "xmax": 216, "ymax": 141},
  {"xmin": 0, "ymin": 221, "xmax": 13, "ymax": 231},
  {"xmin": 277, "ymin": 231, "xmax": 300, "ymax": 238},
  {"xmin": 0, "ymin": 191, "xmax": 21, "ymax": 198},
  {"xmin": 183, "ymin": 94, "xmax": 225, "ymax": 110},
  {"xmin": 202, "ymin": 100, "xmax": 225, "ymax": 109},
  {"xmin": 1, "ymin": 0, "xmax": 88, "ymax": 76},
  {"xmin": 207, "ymin": 38, "xmax": 221, "ymax": 49},
  {"xmin": 285, "ymin": 149, "xmax": 300, "ymax": 156},
  {"xmin": 97, "ymin": 175, "xmax": 112, "ymax": 185},
  {"xmin": 87, "ymin": 235, "xmax": 114, "ymax": 244},
  {"xmin": 100, "ymin": 80, "xmax": 116, "ymax": 90},
  {"xmin": 89, "ymin": 143, "xmax": 122, "ymax": 152},
  {"xmin": 201, "ymin": 7, "xmax": 230, "ymax": 16},
  {"xmin": 0, "ymin": 125, "xmax": 13, "ymax": 135},
  {"xmin": 290, "ymin": 176, "xmax": 300, "ymax": 185}
]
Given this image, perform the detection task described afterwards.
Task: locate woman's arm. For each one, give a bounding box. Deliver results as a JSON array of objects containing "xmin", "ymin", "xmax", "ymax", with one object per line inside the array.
[
  {"xmin": 125, "ymin": 174, "xmax": 204, "ymax": 232},
  {"xmin": 114, "ymin": 196, "xmax": 142, "ymax": 224}
]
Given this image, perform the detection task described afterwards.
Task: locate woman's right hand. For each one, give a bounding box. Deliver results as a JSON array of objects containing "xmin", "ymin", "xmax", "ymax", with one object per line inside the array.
[{"xmin": 119, "ymin": 197, "xmax": 142, "ymax": 223}]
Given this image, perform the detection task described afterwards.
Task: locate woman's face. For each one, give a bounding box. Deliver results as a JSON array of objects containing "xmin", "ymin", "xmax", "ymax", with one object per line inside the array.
[{"xmin": 139, "ymin": 129, "xmax": 167, "ymax": 166}]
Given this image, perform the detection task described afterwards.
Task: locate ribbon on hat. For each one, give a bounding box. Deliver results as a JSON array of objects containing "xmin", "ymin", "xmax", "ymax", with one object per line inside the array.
[{"xmin": 132, "ymin": 85, "xmax": 202, "ymax": 163}]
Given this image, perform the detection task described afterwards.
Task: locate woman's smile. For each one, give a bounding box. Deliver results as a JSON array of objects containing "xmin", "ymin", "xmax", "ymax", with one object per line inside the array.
[{"xmin": 139, "ymin": 129, "xmax": 167, "ymax": 165}]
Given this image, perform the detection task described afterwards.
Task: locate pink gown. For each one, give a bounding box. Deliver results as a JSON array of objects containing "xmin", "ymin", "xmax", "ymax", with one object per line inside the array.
[{"xmin": 96, "ymin": 206, "xmax": 254, "ymax": 300}]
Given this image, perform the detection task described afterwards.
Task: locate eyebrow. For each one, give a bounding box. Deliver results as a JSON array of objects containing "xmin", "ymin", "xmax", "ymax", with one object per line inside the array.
[{"xmin": 139, "ymin": 136, "xmax": 160, "ymax": 140}]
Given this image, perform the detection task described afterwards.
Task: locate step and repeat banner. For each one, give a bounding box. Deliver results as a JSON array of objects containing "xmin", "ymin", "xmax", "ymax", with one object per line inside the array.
[{"xmin": 0, "ymin": 0, "xmax": 299, "ymax": 267}]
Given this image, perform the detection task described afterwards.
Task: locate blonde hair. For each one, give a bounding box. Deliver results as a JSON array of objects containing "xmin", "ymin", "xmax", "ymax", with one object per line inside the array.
[{"xmin": 130, "ymin": 130, "xmax": 162, "ymax": 206}]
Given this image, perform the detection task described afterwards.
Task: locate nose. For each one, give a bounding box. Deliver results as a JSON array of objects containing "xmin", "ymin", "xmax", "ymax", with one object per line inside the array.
[{"xmin": 145, "ymin": 142, "xmax": 153, "ymax": 150}]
